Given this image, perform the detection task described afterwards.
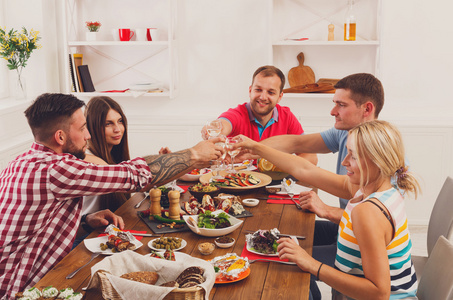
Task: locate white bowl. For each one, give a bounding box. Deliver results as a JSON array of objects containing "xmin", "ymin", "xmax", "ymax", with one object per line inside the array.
[
  {"xmin": 214, "ymin": 237, "xmax": 235, "ymax": 248},
  {"xmin": 242, "ymin": 198, "xmax": 259, "ymax": 207},
  {"xmin": 182, "ymin": 210, "xmax": 243, "ymax": 237},
  {"xmin": 180, "ymin": 168, "xmax": 211, "ymax": 181}
]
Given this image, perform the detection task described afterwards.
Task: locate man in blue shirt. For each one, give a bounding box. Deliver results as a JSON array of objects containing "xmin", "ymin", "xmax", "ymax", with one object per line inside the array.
[{"xmin": 259, "ymin": 73, "xmax": 385, "ymax": 299}]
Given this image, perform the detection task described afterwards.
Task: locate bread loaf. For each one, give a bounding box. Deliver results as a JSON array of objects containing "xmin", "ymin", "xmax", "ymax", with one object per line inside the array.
[{"xmin": 120, "ymin": 271, "xmax": 159, "ymax": 285}]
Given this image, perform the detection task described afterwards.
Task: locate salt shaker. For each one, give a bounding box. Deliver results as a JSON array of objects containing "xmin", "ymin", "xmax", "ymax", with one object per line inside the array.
[
  {"xmin": 150, "ymin": 188, "xmax": 162, "ymax": 216},
  {"xmin": 168, "ymin": 190, "xmax": 181, "ymax": 220}
]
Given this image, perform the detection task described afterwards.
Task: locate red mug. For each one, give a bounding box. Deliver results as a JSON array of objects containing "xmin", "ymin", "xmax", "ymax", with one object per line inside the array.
[
  {"xmin": 119, "ymin": 29, "xmax": 134, "ymax": 41},
  {"xmin": 146, "ymin": 28, "xmax": 157, "ymax": 41}
]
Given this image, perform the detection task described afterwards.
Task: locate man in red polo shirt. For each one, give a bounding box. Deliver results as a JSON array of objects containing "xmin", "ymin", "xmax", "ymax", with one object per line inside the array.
[{"xmin": 202, "ymin": 65, "xmax": 317, "ymax": 163}]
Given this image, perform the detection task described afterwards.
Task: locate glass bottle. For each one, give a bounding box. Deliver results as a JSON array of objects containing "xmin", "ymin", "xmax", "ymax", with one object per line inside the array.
[{"xmin": 344, "ymin": 0, "xmax": 356, "ymax": 41}]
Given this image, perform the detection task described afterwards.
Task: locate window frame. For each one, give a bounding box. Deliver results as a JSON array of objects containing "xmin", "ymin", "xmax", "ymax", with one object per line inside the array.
[{"xmin": 0, "ymin": 0, "xmax": 9, "ymax": 99}]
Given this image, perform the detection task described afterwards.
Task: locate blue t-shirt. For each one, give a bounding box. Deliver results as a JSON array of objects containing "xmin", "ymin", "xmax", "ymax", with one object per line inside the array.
[{"xmin": 320, "ymin": 128, "xmax": 349, "ymax": 208}]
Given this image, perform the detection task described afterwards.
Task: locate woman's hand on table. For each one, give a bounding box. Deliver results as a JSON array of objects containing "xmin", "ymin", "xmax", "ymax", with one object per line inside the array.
[
  {"xmin": 298, "ymin": 191, "xmax": 330, "ymax": 218},
  {"xmin": 277, "ymin": 237, "xmax": 318, "ymax": 275},
  {"xmin": 86, "ymin": 209, "xmax": 125, "ymax": 230}
]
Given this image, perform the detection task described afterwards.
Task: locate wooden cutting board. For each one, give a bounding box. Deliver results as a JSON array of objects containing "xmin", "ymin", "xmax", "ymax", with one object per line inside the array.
[
  {"xmin": 288, "ymin": 52, "xmax": 316, "ymax": 87},
  {"xmin": 283, "ymin": 83, "xmax": 335, "ymax": 93}
]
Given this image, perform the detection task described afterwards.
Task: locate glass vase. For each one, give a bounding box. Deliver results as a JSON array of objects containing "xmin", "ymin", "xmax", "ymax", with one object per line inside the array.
[{"xmin": 14, "ymin": 69, "xmax": 27, "ymax": 100}]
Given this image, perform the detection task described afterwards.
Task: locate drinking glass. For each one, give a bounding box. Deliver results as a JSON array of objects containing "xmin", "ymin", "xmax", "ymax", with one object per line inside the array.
[
  {"xmin": 206, "ymin": 120, "xmax": 222, "ymax": 138},
  {"xmin": 225, "ymin": 137, "xmax": 241, "ymax": 173}
]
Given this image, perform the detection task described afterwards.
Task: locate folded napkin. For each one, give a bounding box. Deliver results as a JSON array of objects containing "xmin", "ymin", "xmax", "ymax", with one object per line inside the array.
[
  {"xmin": 178, "ymin": 185, "xmax": 189, "ymax": 193},
  {"xmin": 98, "ymin": 230, "xmax": 146, "ymax": 241}
]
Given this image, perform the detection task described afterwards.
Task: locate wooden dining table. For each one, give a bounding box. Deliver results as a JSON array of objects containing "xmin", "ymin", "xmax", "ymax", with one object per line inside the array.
[{"xmin": 34, "ymin": 180, "xmax": 316, "ymax": 299}]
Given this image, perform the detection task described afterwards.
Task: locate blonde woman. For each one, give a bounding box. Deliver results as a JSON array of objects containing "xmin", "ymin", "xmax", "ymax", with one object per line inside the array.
[{"xmin": 235, "ymin": 120, "xmax": 419, "ymax": 299}]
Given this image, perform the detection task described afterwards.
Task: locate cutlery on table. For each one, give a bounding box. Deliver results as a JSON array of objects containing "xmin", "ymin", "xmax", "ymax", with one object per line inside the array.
[
  {"xmin": 243, "ymin": 230, "xmax": 305, "ymax": 240},
  {"xmin": 130, "ymin": 233, "xmax": 161, "ymax": 237},
  {"xmin": 288, "ymin": 192, "xmax": 302, "ymax": 210},
  {"xmin": 134, "ymin": 191, "xmax": 149, "ymax": 209},
  {"xmin": 249, "ymin": 259, "xmax": 296, "ymax": 265},
  {"xmin": 66, "ymin": 252, "xmax": 101, "ymax": 279}
]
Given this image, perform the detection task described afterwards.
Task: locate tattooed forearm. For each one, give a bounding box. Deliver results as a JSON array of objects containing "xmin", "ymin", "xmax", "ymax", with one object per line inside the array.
[{"xmin": 143, "ymin": 149, "xmax": 193, "ymax": 185}]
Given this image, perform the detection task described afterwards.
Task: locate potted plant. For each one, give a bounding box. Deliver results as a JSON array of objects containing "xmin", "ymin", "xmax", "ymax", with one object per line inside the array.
[
  {"xmin": 0, "ymin": 27, "xmax": 41, "ymax": 99},
  {"xmin": 85, "ymin": 21, "xmax": 101, "ymax": 41}
]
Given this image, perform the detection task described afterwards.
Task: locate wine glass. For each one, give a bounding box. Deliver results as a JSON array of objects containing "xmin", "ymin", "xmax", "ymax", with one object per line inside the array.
[
  {"xmin": 206, "ymin": 120, "xmax": 222, "ymax": 139},
  {"xmin": 225, "ymin": 137, "xmax": 241, "ymax": 173}
]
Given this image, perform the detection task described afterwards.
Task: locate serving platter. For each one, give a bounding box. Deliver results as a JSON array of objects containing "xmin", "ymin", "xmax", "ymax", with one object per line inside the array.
[
  {"xmin": 148, "ymin": 238, "xmax": 187, "ymax": 252},
  {"xmin": 138, "ymin": 212, "xmax": 191, "ymax": 234},
  {"xmin": 215, "ymin": 268, "xmax": 251, "ymax": 284},
  {"xmin": 200, "ymin": 171, "xmax": 272, "ymax": 191}
]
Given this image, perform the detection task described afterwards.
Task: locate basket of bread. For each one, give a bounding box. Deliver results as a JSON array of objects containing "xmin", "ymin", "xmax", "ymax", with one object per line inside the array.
[{"xmin": 86, "ymin": 251, "xmax": 215, "ymax": 300}]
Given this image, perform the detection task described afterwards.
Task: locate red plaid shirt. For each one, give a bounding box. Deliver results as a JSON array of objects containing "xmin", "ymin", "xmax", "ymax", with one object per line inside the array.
[{"xmin": 0, "ymin": 143, "xmax": 152, "ymax": 299}]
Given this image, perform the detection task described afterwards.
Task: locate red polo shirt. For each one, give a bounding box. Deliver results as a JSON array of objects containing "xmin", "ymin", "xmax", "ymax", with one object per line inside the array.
[{"xmin": 219, "ymin": 102, "xmax": 304, "ymax": 141}]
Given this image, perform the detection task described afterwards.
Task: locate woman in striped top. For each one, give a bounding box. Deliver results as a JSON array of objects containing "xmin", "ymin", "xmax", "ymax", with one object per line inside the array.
[{"xmin": 235, "ymin": 120, "xmax": 420, "ymax": 299}]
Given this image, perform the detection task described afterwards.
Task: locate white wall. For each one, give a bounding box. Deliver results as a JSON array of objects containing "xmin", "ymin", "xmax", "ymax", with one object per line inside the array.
[{"xmin": 1, "ymin": 0, "xmax": 453, "ymax": 225}]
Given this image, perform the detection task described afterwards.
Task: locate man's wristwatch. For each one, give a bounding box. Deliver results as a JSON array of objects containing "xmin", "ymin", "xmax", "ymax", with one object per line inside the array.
[{"xmin": 81, "ymin": 214, "xmax": 94, "ymax": 233}]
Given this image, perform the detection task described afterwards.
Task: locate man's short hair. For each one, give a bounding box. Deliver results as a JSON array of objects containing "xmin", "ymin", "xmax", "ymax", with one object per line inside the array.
[
  {"xmin": 24, "ymin": 93, "xmax": 85, "ymax": 142},
  {"xmin": 252, "ymin": 65, "xmax": 286, "ymax": 93},
  {"xmin": 334, "ymin": 73, "xmax": 384, "ymax": 117}
]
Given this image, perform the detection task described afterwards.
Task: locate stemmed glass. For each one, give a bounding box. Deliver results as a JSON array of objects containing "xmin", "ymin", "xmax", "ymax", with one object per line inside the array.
[
  {"xmin": 206, "ymin": 120, "xmax": 222, "ymax": 139},
  {"xmin": 225, "ymin": 137, "xmax": 241, "ymax": 173},
  {"xmin": 206, "ymin": 120, "xmax": 223, "ymax": 179}
]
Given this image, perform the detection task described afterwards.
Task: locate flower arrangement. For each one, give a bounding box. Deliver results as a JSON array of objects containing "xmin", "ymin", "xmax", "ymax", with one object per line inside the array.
[
  {"xmin": 0, "ymin": 27, "xmax": 41, "ymax": 71},
  {"xmin": 0, "ymin": 27, "xmax": 41, "ymax": 98},
  {"xmin": 86, "ymin": 21, "xmax": 101, "ymax": 32}
]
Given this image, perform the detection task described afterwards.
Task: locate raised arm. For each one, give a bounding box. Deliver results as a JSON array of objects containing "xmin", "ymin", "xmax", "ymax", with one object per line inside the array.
[
  {"xmin": 235, "ymin": 135, "xmax": 352, "ymax": 200},
  {"xmin": 260, "ymin": 133, "xmax": 332, "ymax": 154},
  {"xmin": 142, "ymin": 137, "xmax": 224, "ymax": 188}
]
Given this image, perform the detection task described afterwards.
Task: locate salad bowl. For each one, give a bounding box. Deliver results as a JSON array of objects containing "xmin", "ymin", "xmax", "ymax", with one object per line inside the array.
[{"xmin": 183, "ymin": 210, "xmax": 243, "ymax": 237}]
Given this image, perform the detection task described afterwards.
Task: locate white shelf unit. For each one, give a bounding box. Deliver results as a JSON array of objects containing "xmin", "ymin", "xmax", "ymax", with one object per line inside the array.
[
  {"xmin": 269, "ymin": 0, "xmax": 381, "ymax": 99},
  {"xmin": 62, "ymin": 0, "xmax": 178, "ymax": 98}
]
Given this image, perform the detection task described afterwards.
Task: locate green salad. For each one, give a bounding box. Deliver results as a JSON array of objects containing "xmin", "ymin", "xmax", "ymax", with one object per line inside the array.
[{"xmin": 197, "ymin": 210, "xmax": 231, "ymax": 229}]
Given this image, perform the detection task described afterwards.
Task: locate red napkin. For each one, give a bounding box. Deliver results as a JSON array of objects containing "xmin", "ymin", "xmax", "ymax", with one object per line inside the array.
[
  {"xmin": 98, "ymin": 230, "xmax": 146, "ymax": 241},
  {"xmin": 240, "ymin": 244, "xmax": 290, "ymax": 262},
  {"xmin": 178, "ymin": 185, "xmax": 189, "ymax": 193},
  {"xmin": 267, "ymin": 194, "xmax": 294, "ymax": 205}
]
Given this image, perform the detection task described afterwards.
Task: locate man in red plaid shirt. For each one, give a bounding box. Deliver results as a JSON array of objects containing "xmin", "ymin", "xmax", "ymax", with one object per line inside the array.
[{"xmin": 0, "ymin": 93, "xmax": 223, "ymax": 298}]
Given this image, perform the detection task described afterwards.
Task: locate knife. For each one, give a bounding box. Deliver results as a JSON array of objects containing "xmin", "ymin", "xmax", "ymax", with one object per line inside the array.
[
  {"xmin": 258, "ymin": 197, "xmax": 298, "ymax": 200},
  {"xmin": 130, "ymin": 233, "xmax": 162, "ymax": 237},
  {"xmin": 243, "ymin": 230, "xmax": 305, "ymax": 240}
]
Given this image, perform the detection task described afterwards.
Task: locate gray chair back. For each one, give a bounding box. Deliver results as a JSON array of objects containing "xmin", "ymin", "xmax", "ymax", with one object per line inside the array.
[
  {"xmin": 417, "ymin": 236, "xmax": 453, "ymax": 299},
  {"xmin": 427, "ymin": 176, "xmax": 453, "ymax": 255}
]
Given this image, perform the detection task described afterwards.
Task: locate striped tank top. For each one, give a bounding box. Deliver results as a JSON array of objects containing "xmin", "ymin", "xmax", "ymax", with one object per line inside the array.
[{"xmin": 335, "ymin": 188, "xmax": 418, "ymax": 299}]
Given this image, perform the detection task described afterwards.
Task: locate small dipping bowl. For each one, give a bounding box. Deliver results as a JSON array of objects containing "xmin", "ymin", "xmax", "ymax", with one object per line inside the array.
[
  {"xmin": 242, "ymin": 198, "xmax": 259, "ymax": 207},
  {"xmin": 214, "ymin": 236, "xmax": 235, "ymax": 248},
  {"xmin": 198, "ymin": 242, "xmax": 215, "ymax": 255}
]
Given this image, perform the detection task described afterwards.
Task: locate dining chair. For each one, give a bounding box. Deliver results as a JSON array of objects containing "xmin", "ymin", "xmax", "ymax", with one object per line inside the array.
[
  {"xmin": 412, "ymin": 176, "xmax": 453, "ymax": 280},
  {"xmin": 416, "ymin": 235, "xmax": 453, "ymax": 300}
]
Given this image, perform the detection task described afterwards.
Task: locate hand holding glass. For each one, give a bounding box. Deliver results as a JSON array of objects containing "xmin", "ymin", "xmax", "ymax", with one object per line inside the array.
[
  {"xmin": 206, "ymin": 120, "xmax": 222, "ymax": 138},
  {"xmin": 226, "ymin": 137, "xmax": 241, "ymax": 173}
]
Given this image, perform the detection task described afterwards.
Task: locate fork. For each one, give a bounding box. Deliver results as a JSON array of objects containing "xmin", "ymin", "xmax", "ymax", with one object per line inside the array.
[
  {"xmin": 66, "ymin": 252, "xmax": 101, "ymax": 279},
  {"xmin": 288, "ymin": 192, "xmax": 302, "ymax": 210},
  {"xmin": 134, "ymin": 191, "xmax": 149, "ymax": 209},
  {"xmin": 249, "ymin": 259, "xmax": 296, "ymax": 265}
]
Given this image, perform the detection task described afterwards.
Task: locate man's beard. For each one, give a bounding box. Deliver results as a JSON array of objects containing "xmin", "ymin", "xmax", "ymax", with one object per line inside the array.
[{"xmin": 63, "ymin": 137, "xmax": 86, "ymax": 160}]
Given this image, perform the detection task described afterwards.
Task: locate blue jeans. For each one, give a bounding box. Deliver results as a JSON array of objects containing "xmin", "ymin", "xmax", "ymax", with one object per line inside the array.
[{"xmin": 310, "ymin": 220, "xmax": 339, "ymax": 299}]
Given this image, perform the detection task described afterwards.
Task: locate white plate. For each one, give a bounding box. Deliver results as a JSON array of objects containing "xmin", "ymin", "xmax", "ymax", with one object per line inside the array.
[
  {"xmin": 182, "ymin": 210, "xmax": 243, "ymax": 237},
  {"xmin": 246, "ymin": 242, "xmax": 279, "ymax": 257},
  {"xmin": 267, "ymin": 183, "xmax": 312, "ymax": 195},
  {"xmin": 214, "ymin": 237, "xmax": 235, "ymax": 248},
  {"xmin": 145, "ymin": 251, "xmax": 185, "ymax": 260},
  {"xmin": 233, "ymin": 162, "xmax": 257, "ymax": 171},
  {"xmin": 148, "ymin": 238, "xmax": 187, "ymax": 252},
  {"xmin": 84, "ymin": 236, "xmax": 143, "ymax": 255}
]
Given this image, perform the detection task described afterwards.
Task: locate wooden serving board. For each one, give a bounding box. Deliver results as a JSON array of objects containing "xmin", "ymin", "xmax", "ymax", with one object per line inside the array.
[
  {"xmin": 288, "ymin": 52, "xmax": 316, "ymax": 87},
  {"xmin": 283, "ymin": 83, "xmax": 335, "ymax": 93}
]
